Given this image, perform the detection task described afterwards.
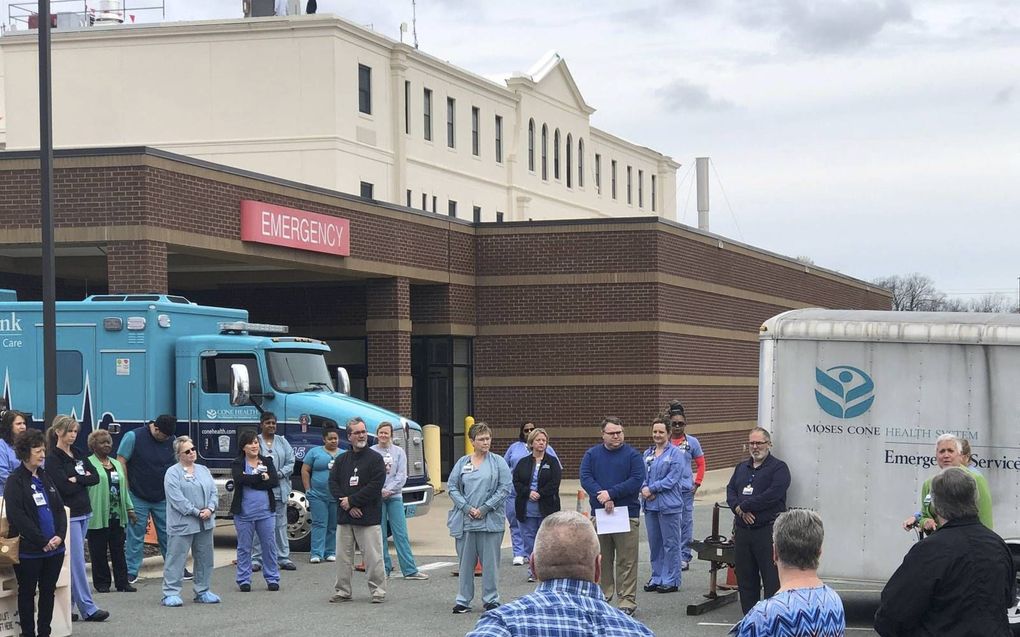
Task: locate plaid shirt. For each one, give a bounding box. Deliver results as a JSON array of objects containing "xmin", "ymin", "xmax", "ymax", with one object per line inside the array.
[{"xmin": 465, "ymin": 579, "xmax": 655, "ymax": 637}]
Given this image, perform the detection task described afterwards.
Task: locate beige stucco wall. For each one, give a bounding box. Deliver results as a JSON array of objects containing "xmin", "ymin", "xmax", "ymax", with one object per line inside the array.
[{"xmin": 0, "ymin": 15, "xmax": 678, "ymax": 221}]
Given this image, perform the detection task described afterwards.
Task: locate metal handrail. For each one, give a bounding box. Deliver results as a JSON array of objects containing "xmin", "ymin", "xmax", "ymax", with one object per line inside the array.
[{"xmin": 6, "ymin": 0, "xmax": 165, "ymax": 30}]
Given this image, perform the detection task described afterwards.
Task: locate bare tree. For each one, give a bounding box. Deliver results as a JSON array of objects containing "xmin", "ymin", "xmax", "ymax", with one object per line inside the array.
[
  {"xmin": 874, "ymin": 275, "xmax": 1018, "ymax": 313},
  {"xmin": 872, "ymin": 273, "xmax": 947, "ymax": 311},
  {"xmin": 967, "ymin": 293, "xmax": 1014, "ymax": 313}
]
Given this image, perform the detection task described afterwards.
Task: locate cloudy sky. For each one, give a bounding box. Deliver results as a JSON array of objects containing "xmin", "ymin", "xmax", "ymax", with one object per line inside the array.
[{"xmin": 3, "ymin": 0, "xmax": 1018, "ymax": 302}]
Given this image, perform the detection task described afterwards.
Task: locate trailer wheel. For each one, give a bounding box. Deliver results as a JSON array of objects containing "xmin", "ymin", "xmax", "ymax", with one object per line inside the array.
[{"xmin": 287, "ymin": 490, "xmax": 312, "ymax": 553}]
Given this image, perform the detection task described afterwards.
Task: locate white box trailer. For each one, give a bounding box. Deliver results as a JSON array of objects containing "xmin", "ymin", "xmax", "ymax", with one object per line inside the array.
[{"xmin": 759, "ymin": 309, "xmax": 1020, "ymax": 624}]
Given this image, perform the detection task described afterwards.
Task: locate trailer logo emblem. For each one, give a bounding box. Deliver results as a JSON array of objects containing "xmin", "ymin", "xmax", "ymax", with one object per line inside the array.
[{"xmin": 815, "ymin": 365, "xmax": 875, "ymax": 419}]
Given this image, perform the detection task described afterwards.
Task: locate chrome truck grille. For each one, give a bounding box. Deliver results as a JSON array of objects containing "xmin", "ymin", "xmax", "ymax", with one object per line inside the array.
[{"xmin": 392, "ymin": 424, "xmax": 425, "ymax": 478}]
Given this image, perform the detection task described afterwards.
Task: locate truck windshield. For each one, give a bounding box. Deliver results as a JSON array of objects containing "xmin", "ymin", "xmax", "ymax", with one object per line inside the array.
[{"xmin": 266, "ymin": 350, "xmax": 334, "ymax": 394}]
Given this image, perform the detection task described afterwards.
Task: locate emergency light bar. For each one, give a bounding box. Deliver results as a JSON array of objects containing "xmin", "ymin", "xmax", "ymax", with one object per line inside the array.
[{"xmin": 218, "ymin": 321, "xmax": 289, "ymax": 335}]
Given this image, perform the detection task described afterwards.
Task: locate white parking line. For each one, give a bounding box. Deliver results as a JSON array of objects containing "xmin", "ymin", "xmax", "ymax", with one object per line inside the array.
[{"xmin": 416, "ymin": 561, "xmax": 457, "ymax": 571}]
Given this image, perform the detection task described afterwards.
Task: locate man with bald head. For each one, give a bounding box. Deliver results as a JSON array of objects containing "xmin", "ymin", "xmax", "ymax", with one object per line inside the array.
[{"xmin": 466, "ymin": 511, "xmax": 653, "ymax": 637}]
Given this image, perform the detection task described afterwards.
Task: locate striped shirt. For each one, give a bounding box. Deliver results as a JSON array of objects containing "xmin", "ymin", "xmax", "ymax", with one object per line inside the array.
[{"xmin": 465, "ymin": 578, "xmax": 654, "ymax": 637}]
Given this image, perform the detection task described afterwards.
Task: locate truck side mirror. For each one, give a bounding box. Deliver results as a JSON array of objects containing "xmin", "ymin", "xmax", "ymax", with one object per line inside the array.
[
  {"xmin": 230, "ymin": 364, "xmax": 251, "ymax": 406},
  {"xmin": 336, "ymin": 367, "xmax": 351, "ymax": 396}
]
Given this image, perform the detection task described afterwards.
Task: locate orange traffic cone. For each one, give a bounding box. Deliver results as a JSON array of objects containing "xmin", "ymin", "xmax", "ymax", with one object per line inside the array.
[
  {"xmin": 143, "ymin": 515, "xmax": 158, "ymax": 545},
  {"xmin": 721, "ymin": 565, "xmax": 737, "ymax": 590},
  {"xmin": 474, "ymin": 558, "xmax": 482, "ymax": 577},
  {"xmin": 355, "ymin": 562, "xmax": 366, "ymax": 572}
]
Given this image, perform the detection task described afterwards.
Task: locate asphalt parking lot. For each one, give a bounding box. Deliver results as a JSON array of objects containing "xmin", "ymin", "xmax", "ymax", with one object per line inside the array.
[{"xmin": 66, "ymin": 476, "xmax": 883, "ymax": 636}]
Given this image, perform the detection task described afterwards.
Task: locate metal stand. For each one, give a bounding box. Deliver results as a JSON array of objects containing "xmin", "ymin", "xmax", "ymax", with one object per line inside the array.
[{"xmin": 686, "ymin": 502, "xmax": 739, "ymax": 615}]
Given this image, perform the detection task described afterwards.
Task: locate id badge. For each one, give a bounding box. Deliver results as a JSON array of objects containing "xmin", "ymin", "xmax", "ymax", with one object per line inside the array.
[
  {"xmin": 75, "ymin": 461, "xmax": 86, "ymax": 475},
  {"xmin": 462, "ymin": 463, "xmax": 475, "ymax": 474},
  {"xmin": 349, "ymin": 475, "xmax": 359, "ymax": 487},
  {"xmin": 33, "ymin": 492, "xmax": 47, "ymax": 507},
  {"xmin": 111, "ymin": 471, "xmax": 120, "ymax": 484},
  {"xmin": 742, "ymin": 485, "xmax": 754, "ymax": 496}
]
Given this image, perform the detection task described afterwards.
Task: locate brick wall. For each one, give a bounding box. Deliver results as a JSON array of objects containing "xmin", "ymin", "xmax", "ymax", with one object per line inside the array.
[
  {"xmin": 0, "ymin": 150, "xmax": 892, "ymax": 475},
  {"xmin": 106, "ymin": 240, "xmax": 167, "ymax": 294}
]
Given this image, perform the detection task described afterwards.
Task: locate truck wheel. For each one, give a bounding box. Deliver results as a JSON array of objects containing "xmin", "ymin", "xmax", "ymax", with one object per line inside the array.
[{"xmin": 287, "ymin": 490, "xmax": 312, "ymax": 553}]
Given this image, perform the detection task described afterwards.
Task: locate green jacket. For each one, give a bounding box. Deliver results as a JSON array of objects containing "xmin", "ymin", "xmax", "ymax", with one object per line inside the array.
[
  {"xmin": 86, "ymin": 455, "xmax": 134, "ymax": 530},
  {"xmin": 919, "ymin": 466, "xmax": 993, "ymax": 531}
]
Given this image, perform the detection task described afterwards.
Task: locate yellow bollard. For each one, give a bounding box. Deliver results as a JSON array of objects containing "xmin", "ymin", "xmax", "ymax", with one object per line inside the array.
[
  {"xmin": 422, "ymin": 424, "xmax": 443, "ymax": 493},
  {"xmin": 464, "ymin": 416, "xmax": 475, "ymax": 455}
]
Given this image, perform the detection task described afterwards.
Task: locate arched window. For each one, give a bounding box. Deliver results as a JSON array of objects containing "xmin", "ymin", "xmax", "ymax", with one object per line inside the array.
[
  {"xmin": 554, "ymin": 129, "xmax": 561, "ymax": 180},
  {"xmin": 578, "ymin": 138, "xmax": 585, "ymax": 187},
  {"xmin": 541, "ymin": 124, "xmax": 548, "ymax": 180},
  {"xmin": 528, "ymin": 119, "xmax": 535, "ymax": 172},
  {"xmin": 566, "ymin": 134, "xmax": 573, "ymax": 188}
]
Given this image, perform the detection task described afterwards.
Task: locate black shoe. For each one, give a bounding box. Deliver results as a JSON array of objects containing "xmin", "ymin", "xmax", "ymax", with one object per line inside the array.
[
  {"xmin": 268, "ymin": 582, "xmax": 280, "ymax": 591},
  {"xmin": 279, "ymin": 562, "xmax": 297, "ymax": 571},
  {"xmin": 239, "ymin": 583, "xmax": 251, "ymax": 592},
  {"xmin": 117, "ymin": 585, "xmax": 137, "ymax": 593},
  {"xmin": 183, "ymin": 568, "xmax": 193, "ymax": 581},
  {"xmin": 621, "ymin": 607, "xmax": 636, "ymax": 616},
  {"xmin": 95, "ymin": 587, "xmax": 111, "ymax": 593},
  {"xmin": 72, "ymin": 614, "xmax": 80, "ymax": 622},
  {"xmin": 452, "ymin": 604, "xmax": 471, "ymax": 614},
  {"xmin": 483, "ymin": 602, "xmax": 500, "ymax": 611},
  {"xmin": 84, "ymin": 610, "xmax": 110, "ymax": 622},
  {"xmin": 656, "ymin": 585, "xmax": 679, "ymax": 593},
  {"xmin": 643, "ymin": 582, "xmax": 658, "ymax": 592},
  {"xmin": 252, "ymin": 563, "xmax": 262, "ymax": 572}
]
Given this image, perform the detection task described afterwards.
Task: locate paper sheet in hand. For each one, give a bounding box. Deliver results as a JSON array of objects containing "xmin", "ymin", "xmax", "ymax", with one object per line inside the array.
[{"xmin": 594, "ymin": 508, "xmax": 630, "ymax": 535}]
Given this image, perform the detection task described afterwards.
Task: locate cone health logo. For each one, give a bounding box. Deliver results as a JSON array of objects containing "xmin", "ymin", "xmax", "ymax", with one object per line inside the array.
[{"xmin": 815, "ymin": 365, "xmax": 875, "ymax": 419}]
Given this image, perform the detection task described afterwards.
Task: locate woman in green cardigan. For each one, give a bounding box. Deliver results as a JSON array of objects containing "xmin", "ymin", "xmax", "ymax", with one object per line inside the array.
[{"xmin": 86, "ymin": 430, "xmax": 138, "ymax": 592}]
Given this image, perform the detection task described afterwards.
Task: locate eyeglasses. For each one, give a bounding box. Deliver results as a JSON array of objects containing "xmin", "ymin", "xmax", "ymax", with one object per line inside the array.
[
  {"xmin": 604, "ymin": 430, "xmax": 624, "ymax": 437},
  {"xmin": 349, "ymin": 430, "xmax": 368, "ymax": 436},
  {"xmin": 181, "ymin": 447, "xmax": 196, "ymax": 454},
  {"xmin": 747, "ymin": 441, "xmax": 769, "ymax": 447}
]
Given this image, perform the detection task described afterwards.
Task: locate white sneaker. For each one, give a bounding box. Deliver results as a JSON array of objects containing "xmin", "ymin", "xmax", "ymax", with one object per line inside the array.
[
  {"xmin": 512, "ymin": 556, "xmax": 525, "ymax": 566},
  {"xmin": 326, "ymin": 555, "xmax": 336, "ymax": 562},
  {"xmin": 310, "ymin": 556, "xmax": 322, "ymax": 564}
]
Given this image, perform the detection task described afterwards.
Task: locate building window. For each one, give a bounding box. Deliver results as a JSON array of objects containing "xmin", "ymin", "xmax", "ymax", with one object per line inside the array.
[
  {"xmin": 638, "ymin": 170, "xmax": 644, "ymax": 208},
  {"xmin": 578, "ymin": 139, "xmax": 585, "ymax": 188},
  {"xmin": 360, "ymin": 181, "xmax": 374, "ymax": 199},
  {"xmin": 432, "ymin": 195, "xmax": 437, "ymax": 213},
  {"xmin": 627, "ymin": 166, "xmax": 633, "ymax": 204},
  {"xmin": 651, "ymin": 175, "xmax": 657, "ymax": 212},
  {"xmin": 566, "ymin": 134, "xmax": 574, "ymax": 188},
  {"xmin": 528, "ymin": 119, "xmax": 535, "ymax": 171},
  {"xmin": 495, "ymin": 115, "xmax": 503, "ymax": 163},
  {"xmin": 471, "ymin": 107, "xmax": 480, "ymax": 156},
  {"xmin": 404, "ymin": 80, "xmax": 411, "ymax": 134},
  {"xmin": 595, "ymin": 153, "xmax": 601, "ymax": 194},
  {"xmin": 447, "ymin": 97, "xmax": 456, "ymax": 148},
  {"xmin": 358, "ymin": 64, "xmax": 372, "ymax": 115},
  {"xmin": 473, "ymin": 206, "xmax": 481, "ymax": 223},
  {"xmin": 423, "ymin": 88, "xmax": 433, "ymax": 141},
  {"xmin": 448, "ymin": 200, "xmax": 457, "ymax": 217},
  {"xmin": 541, "ymin": 125, "xmax": 548, "ymax": 180},
  {"xmin": 422, "ymin": 193, "xmax": 428, "ymax": 211},
  {"xmin": 496, "ymin": 211, "xmax": 504, "ymax": 223},
  {"xmin": 406, "ymin": 189, "xmax": 412, "ymax": 207},
  {"xmin": 553, "ymin": 129, "xmax": 561, "ymax": 180},
  {"xmin": 611, "ymin": 160, "xmax": 617, "ymax": 199}
]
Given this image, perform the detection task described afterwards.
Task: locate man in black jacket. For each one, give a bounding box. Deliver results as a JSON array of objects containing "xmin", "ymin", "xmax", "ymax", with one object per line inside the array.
[
  {"xmin": 875, "ymin": 466, "xmax": 1016, "ymax": 636},
  {"xmin": 726, "ymin": 427, "xmax": 791, "ymax": 614},
  {"xmin": 328, "ymin": 417, "xmax": 386, "ymax": 604}
]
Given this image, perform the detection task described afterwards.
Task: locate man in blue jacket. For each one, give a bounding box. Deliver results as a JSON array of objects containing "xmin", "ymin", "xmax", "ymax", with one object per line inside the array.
[
  {"xmin": 726, "ymin": 427, "xmax": 791, "ymax": 614},
  {"xmin": 579, "ymin": 417, "xmax": 645, "ymax": 616}
]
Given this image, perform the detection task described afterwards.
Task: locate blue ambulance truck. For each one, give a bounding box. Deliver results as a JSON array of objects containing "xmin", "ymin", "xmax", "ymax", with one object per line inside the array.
[{"xmin": 0, "ymin": 291, "xmax": 433, "ymax": 550}]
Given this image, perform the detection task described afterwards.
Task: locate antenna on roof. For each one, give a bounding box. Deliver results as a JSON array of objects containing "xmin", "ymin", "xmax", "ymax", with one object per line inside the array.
[{"xmin": 411, "ymin": 0, "xmax": 419, "ymax": 49}]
